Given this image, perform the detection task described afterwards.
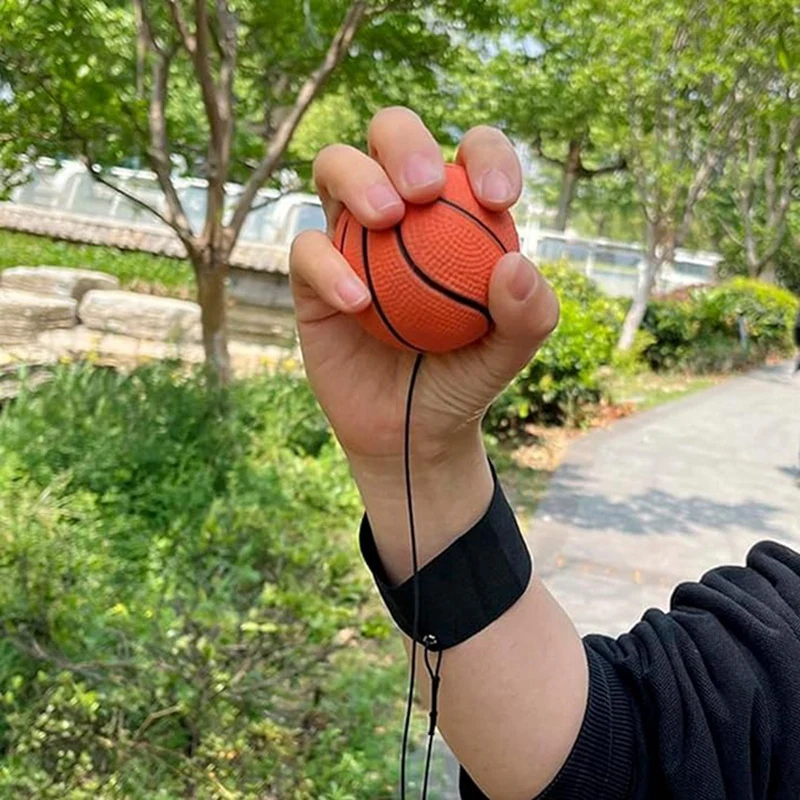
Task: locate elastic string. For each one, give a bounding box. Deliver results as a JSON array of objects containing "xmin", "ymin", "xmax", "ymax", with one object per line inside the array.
[{"xmin": 400, "ymin": 353, "xmax": 425, "ymax": 799}]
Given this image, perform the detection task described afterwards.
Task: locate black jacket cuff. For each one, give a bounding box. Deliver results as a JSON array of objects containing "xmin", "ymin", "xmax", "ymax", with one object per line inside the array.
[
  {"xmin": 459, "ymin": 645, "xmax": 636, "ymax": 799},
  {"xmin": 359, "ymin": 464, "xmax": 532, "ymax": 651}
]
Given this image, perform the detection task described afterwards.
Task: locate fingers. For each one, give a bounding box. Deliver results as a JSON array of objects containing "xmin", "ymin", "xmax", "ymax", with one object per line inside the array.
[
  {"xmin": 314, "ymin": 144, "xmax": 404, "ymax": 233},
  {"xmin": 289, "ymin": 229, "xmax": 371, "ymax": 323},
  {"xmin": 480, "ymin": 253, "xmax": 560, "ymax": 382},
  {"xmin": 457, "ymin": 126, "xmax": 522, "ymax": 211},
  {"xmin": 312, "ymin": 108, "xmax": 520, "ymax": 244},
  {"xmin": 367, "ymin": 107, "xmax": 445, "ymax": 203}
]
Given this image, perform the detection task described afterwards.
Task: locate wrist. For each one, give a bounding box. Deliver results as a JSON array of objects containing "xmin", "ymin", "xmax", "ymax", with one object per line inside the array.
[{"xmin": 347, "ymin": 425, "xmax": 493, "ymax": 584}]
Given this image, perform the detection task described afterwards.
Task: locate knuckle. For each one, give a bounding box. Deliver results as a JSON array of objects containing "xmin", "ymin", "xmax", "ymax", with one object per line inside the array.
[
  {"xmin": 370, "ymin": 105, "xmax": 419, "ymax": 132},
  {"xmin": 538, "ymin": 291, "xmax": 561, "ymax": 338},
  {"xmin": 465, "ymin": 124, "xmax": 502, "ymax": 143},
  {"xmin": 313, "ymin": 143, "xmax": 352, "ymax": 175},
  {"xmin": 289, "ymin": 229, "xmax": 317, "ymax": 269}
]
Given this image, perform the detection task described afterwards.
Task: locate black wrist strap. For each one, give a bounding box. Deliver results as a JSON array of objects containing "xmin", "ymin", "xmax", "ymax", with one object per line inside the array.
[{"xmin": 359, "ymin": 463, "xmax": 532, "ymax": 651}]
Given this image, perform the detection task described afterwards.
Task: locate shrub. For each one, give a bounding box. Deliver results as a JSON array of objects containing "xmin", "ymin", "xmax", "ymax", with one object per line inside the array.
[
  {"xmin": 0, "ymin": 364, "xmax": 405, "ymax": 799},
  {"xmin": 643, "ymin": 278, "xmax": 798, "ymax": 373},
  {"xmin": 486, "ymin": 263, "xmax": 625, "ymax": 432}
]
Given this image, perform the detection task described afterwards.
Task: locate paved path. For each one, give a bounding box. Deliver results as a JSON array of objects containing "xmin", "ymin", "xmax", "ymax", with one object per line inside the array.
[
  {"xmin": 533, "ymin": 361, "xmax": 800, "ymax": 636},
  {"xmin": 428, "ymin": 362, "xmax": 800, "ymax": 796}
]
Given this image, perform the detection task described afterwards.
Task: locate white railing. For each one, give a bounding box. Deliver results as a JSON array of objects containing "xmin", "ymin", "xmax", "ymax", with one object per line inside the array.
[
  {"xmin": 11, "ymin": 159, "xmax": 326, "ymax": 247},
  {"xmin": 518, "ymin": 221, "xmax": 721, "ymax": 297}
]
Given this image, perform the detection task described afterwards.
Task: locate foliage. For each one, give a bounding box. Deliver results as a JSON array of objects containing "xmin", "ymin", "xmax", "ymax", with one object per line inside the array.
[
  {"xmin": 0, "ymin": 0, "xmax": 507, "ymax": 376},
  {"xmin": 0, "ymin": 364, "xmax": 407, "ymax": 799},
  {"xmin": 486, "ymin": 263, "xmax": 625, "ymax": 431},
  {"xmin": 713, "ymin": 204, "xmax": 800, "ymax": 296},
  {"xmin": 0, "ymin": 230, "xmax": 193, "ymax": 294},
  {"xmin": 642, "ymin": 279, "xmax": 799, "ymax": 372}
]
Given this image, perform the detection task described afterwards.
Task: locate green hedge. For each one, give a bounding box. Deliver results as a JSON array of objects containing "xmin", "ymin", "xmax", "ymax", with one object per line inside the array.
[
  {"xmin": 486, "ymin": 263, "xmax": 625, "ymax": 431},
  {"xmin": 643, "ymin": 278, "xmax": 798, "ymax": 373},
  {"xmin": 0, "ymin": 364, "xmax": 406, "ymax": 799}
]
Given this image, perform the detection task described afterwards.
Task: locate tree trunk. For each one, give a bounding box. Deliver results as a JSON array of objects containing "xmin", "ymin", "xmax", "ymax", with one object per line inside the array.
[
  {"xmin": 194, "ymin": 254, "xmax": 232, "ymax": 384},
  {"xmin": 760, "ymin": 262, "xmax": 777, "ymax": 284},
  {"xmin": 554, "ymin": 139, "xmax": 582, "ymax": 232},
  {"xmin": 617, "ymin": 226, "xmax": 664, "ymax": 351}
]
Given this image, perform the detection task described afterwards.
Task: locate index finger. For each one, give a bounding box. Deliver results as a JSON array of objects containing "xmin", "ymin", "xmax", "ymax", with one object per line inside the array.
[{"xmin": 456, "ymin": 126, "xmax": 522, "ymax": 211}]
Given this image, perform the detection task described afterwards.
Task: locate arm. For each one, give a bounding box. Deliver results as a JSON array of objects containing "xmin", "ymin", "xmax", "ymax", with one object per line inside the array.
[
  {"xmin": 351, "ymin": 441, "xmax": 589, "ymax": 800},
  {"xmin": 290, "ymin": 106, "xmax": 583, "ymax": 799}
]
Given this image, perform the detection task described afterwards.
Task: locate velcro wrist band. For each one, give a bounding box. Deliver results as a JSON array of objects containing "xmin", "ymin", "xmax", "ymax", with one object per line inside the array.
[{"xmin": 359, "ymin": 464, "xmax": 533, "ymax": 651}]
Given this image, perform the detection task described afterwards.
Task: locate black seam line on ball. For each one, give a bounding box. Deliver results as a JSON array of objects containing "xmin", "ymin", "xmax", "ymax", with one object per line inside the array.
[
  {"xmin": 361, "ymin": 226, "xmax": 421, "ymax": 351},
  {"xmin": 437, "ymin": 198, "xmax": 509, "ymax": 254},
  {"xmin": 395, "ymin": 225, "xmax": 493, "ymax": 325},
  {"xmin": 338, "ymin": 216, "xmax": 350, "ymax": 252}
]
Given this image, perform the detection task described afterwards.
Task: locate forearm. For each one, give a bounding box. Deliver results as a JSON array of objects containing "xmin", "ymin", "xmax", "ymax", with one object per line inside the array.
[{"xmin": 349, "ymin": 431, "xmax": 588, "ymax": 800}]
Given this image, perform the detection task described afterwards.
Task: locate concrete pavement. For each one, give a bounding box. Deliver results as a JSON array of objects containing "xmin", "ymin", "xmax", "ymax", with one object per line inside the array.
[{"xmin": 533, "ymin": 361, "xmax": 800, "ymax": 636}]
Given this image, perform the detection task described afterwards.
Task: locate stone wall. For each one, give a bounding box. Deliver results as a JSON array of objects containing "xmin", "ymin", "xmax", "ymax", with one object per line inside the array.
[{"xmin": 0, "ymin": 267, "xmax": 294, "ymax": 395}]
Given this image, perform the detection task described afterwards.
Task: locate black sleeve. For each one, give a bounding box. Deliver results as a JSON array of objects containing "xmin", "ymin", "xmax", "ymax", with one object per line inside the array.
[
  {"xmin": 460, "ymin": 541, "xmax": 800, "ymax": 799},
  {"xmin": 794, "ymin": 308, "xmax": 800, "ymax": 347}
]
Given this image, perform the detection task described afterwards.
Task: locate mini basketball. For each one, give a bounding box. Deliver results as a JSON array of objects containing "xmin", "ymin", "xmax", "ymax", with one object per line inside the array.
[{"xmin": 334, "ymin": 163, "xmax": 519, "ymax": 353}]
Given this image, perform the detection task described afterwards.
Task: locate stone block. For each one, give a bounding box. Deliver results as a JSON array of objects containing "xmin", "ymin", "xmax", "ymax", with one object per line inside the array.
[
  {"xmin": 1, "ymin": 265, "xmax": 120, "ymax": 301},
  {"xmin": 79, "ymin": 290, "xmax": 201, "ymax": 342},
  {"xmin": 0, "ymin": 289, "xmax": 77, "ymax": 344}
]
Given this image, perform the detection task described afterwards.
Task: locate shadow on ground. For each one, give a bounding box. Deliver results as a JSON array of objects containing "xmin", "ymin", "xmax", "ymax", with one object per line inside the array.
[{"xmin": 543, "ymin": 464, "xmax": 786, "ymax": 538}]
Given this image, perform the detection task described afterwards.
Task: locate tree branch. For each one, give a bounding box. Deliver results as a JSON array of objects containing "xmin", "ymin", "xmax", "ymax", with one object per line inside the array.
[
  {"xmin": 132, "ymin": 0, "xmax": 165, "ymax": 57},
  {"xmin": 226, "ymin": 0, "xmax": 369, "ymax": 248},
  {"xmin": 192, "ymin": 0, "xmax": 223, "ymax": 150},
  {"xmin": 82, "ymin": 157, "xmax": 173, "ymax": 230},
  {"xmin": 578, "ymin": 157, "xmax": 628, "ymax": 179},
  {"xmin": 719, "ymin": 216, "xmax": 744, "ymax": 248},
  {"xmin": 752, "ymin": 115, "xmax": 800, "ymax": 272},
  {"xmin": 198, "ymin": 0, "xmax": 237, "ymax": 246},
  {"xmin": 146, "ymin": 48, "xmax": 194, "ymax": 244},
  {"xmin": 131, "ymin": 1, "xmax": 193, "ymax": 245},
  {"xmin": 167, "ymin": 0, "xmax": 196, "ymax": 53},
  {"xmin": 764, "ymin": 120, "xmax": 780, "ymax": 216},
  {"xmin": 532, "ymin": 135, "xmax": 566, "ymax": 169},
  {"xmin": 4, "ymin": 628, "xmax": 137, "ymax": 683}
]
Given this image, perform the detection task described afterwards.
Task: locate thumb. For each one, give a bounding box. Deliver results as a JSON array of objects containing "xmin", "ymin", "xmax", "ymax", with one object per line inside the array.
[{"xmin": 481, "ymin": 253, "xmax": 560, "ymax": 385}]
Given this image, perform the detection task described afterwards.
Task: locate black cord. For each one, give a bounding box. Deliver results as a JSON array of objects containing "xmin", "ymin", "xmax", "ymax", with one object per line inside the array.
[
  {"xmin": 400, "ymin": 352, "xmax": 425, "ymax": 799},
  {"xmin": 421, "ymin": 642, "xmax": 444, "ymax": 796}
]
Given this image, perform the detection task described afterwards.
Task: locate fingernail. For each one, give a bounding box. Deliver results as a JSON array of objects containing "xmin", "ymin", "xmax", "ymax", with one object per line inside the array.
[
  {"xmin": 403, "ymin": 153, "xmax": 443, "ymax": 189},
  {"xmin": 366, "ymin": 183, "xmax": 403, "ymax": 214},
  {"xmin": 479, "ymin": 168, "xmax": 513, "ymax": 204},
  {"xmin": 335, "ymin": 275, "xmax": 371, "ymax": 309},
  {"xmin": 508, "ymin": 257, "xmax": 537, "ymax": 301}
]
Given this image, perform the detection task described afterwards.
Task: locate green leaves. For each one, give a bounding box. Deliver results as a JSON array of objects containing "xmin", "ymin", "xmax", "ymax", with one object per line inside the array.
[
  {"xmin": 642, "ymin": 280, "xmax": 799, "ymax": 372},
  {"xmin": 486, "ymin": 262, "xmax": 627, "ymax": 431},
  {"xmin": 0, "ymin": 364, "xmax": 406, "ymax": 798}
]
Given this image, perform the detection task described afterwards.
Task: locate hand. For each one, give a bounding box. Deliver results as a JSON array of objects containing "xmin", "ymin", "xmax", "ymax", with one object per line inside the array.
[{"xmin": 290, "ymin": 107, "xmax": 559, "ymax": 471}]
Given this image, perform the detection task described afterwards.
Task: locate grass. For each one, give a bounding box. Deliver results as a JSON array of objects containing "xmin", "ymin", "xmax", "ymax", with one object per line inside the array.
[
  {"xmin": 0, "ymin": 229, "xmax": 194, "ymax": 295},
  {"xmin": 604, "ymin": 370, "xmax": 724, "ymax": 412}
]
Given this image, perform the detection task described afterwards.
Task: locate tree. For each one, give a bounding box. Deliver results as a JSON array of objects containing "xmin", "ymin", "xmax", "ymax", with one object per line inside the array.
[
  {"xmin": 0, "ymin": 0, "xmax": 501, "ymax": 380},
  {"xmin": 612, "ymin": 0, "xmax": 794, "ymax": 350},
  {"xmin": 723, "ymin": 114, "xmax": 799, "ymax": 282},
  {"xmin": 483, "ymin": 0, "xmax": 628, "ymax": 232}
]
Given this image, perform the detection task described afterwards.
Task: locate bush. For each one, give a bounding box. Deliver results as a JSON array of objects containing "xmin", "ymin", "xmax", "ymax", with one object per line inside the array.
[
  {"xmin": 0, "ymin": 364, "xmax": 406, "ymax": 799},
  {"xmin": 643, "ymin": 278, "xmax": 798, "ymax": 373},
  {"xmin": 486, "ymin": 263, "xmax": 626, "ymax": 432}
]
